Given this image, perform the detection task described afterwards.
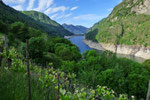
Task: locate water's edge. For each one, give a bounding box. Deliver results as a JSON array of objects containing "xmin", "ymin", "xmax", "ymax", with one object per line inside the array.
[{"xmin": 83, "ymin": 39, "xmax": 150, "ymax": 60}]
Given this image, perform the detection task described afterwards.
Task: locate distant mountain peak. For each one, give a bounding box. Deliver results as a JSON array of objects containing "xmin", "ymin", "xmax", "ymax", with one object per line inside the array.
[{"xmin": 62, "ymin": 23, "xmax": 88, "ymax": 34}]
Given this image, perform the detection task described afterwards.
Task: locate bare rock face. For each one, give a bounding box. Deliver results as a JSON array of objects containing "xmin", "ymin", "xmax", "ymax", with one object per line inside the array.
[
  {"xmin": 131, "ymin": 0, "xmax": 150, "ymax": 15},
  {"xmin": 83, "ymin": 39, "xmax": 150, "ymax": 60}
]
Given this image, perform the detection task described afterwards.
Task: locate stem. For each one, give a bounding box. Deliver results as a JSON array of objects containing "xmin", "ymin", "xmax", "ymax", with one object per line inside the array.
[
  {"xmin": 147, "ymin": 80, "xmax": 150, "ymax": 100},
  {"xmin": 57, "ymin": 73, "xmax": 60, "ymax": 100},
  {"xmin": 26, "ymin": 39, "xmax": 32, "ymax": 100}
]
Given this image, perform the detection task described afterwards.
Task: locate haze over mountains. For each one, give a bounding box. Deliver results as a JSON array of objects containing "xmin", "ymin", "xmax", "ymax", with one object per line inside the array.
[{"xmin": 62, "ymin": 23, "xmax": 89, "ymax": 34}]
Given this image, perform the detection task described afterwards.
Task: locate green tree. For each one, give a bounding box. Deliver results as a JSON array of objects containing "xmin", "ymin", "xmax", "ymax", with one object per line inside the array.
[
  {"xmin": 10, "ymin": 22, "xmax": 30, "ymax": 42},
  {"xmin": 28, "ymin": 37, "xmax": 48, "ymax": 65},
  {"xmin": 0, "ymin": 20, "xmax": 8, "ymax": 34},
  {"xmin": 55, "ymin": 43, "xmax": 81, "ymax": 61},
  {"xmin": 143, "ymin": 59, "xmax": 150, "ymax": 72}
]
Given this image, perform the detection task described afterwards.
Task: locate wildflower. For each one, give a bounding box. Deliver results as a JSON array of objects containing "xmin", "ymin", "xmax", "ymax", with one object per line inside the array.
[{"xmin": 131, "ymin": 96, "xmax": 135, "ymax": 99}]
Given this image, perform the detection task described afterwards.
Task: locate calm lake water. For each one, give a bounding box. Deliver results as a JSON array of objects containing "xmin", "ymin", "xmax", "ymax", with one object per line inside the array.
[{"xmin": 68, "ymin": 36, "xmax": 145, "ymax": 63}]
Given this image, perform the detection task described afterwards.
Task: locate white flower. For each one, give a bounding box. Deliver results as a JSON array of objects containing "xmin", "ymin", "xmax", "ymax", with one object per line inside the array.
[{"xmin": 131, "ymin": 96, "xmax": 135, "ymax": 98}]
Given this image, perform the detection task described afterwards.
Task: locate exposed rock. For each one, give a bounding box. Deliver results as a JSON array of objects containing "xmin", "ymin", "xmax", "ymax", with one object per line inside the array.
[
  {"xmin": 83, "ymin": 39, "xmax": 104, "ymax": 51},
  {"xmin": 83, "ymin": 39, "xmax": 150, "ymax": 59},
  {"xmin": 111, "ymin": 17, "xmax": 118, "ymax": 22},
  {"xmin": 131, "ymin": 0, "xmax": 150, "ymax": 15},
  {"xmin": 86, "ymin": 0, "xmax": 150, "ymax": 52}
]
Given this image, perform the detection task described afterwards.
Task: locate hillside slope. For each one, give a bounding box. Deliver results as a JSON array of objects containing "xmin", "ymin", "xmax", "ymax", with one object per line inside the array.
[
  {"xmin": 21, "ymin": 11, "xmax": 72, "ymax": 36},
  {"xmin": 62, "ymin": 23, "xmax": 88, "ymax": 34},
  {"xmin": 0, "ymin": 1, "xmax": 72, "ymax": 37},
  {"xmin": 86, "ymin": 0, "xmax": 150, "ymax": 47}
]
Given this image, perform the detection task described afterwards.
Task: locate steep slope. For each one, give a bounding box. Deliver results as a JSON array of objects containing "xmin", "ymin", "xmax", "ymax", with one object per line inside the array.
[
  {"xmin": 0, "ymin": 1, "xmax": 72, "ymax": 37},
  {"xmin": 21, "ymin": 11, "xmax": 59, "ymax": 26},
  {"xmin": 86, "ymin": 0, "xmax": 150, "ymax": 47},
  {"xmin": 62, "ymin": 23, "xmax": 88, "ymax": 34},
  {"xmin": 21, "ymin": 11, "xmax": 72, "ymax": 36}
]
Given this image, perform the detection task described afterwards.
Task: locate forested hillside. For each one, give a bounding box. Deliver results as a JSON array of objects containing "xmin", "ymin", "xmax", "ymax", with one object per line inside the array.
[
  {"xmin": 86, "ymin": 0, "xmax": 150, "ymax": 46},
  {"xmin": 0, "ymin": 1, "xmax": 73, "ymax": 37},
  {"xmin": 0, "ymin": 0, "xmax": 150, "ymax": 99},
  {"xmin": 21, "ymin": 11, "xmax": 72, "ymax": 36},
  {"xmin": 0, "ymin": 19, "xmax": 150, "ymax": 99}
]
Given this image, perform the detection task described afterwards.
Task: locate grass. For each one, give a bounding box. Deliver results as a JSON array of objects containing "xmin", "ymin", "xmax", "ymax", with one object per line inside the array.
[{"xmin": 0, "ymin": 67, "xmax": 56, "ymax": 100}]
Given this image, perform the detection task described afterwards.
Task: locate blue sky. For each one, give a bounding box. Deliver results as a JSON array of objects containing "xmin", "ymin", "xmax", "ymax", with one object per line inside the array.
[{"xmin": 3, "ymin": 0, "xmax": 122, "ymax": 28}]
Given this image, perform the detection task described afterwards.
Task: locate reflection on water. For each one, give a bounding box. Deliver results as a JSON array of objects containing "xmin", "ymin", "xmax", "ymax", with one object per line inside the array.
[{"xmin": 69, "ymin": 36, "xmax": 145, "ymax": 63}]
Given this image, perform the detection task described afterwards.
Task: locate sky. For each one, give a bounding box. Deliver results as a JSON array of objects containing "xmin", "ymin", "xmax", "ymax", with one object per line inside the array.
[{"xmin": 3, "ymin": 0, "xmax": 122, "ymax": 28}]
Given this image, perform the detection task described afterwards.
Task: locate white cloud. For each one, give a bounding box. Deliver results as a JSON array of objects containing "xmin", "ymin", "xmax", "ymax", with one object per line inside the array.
[
  {"xmin": 50, "ymin": 14, "xmax": 59, "ymax": 19},
  {"xmin": 34, "ymin": 0, "xmax": 53, "ymax": 11},
  {"xmin": 46, "ymin": 0, "xmax": 53, "ymax": 8},
  {"xmin": 13, "ymin": 5, "xmax": 24, "ymax": 10},
  {"xmin": 44, "ymin": 6, "xmax": 68, "ymax": 15},
  {"xmin": 27, "ymin": 0, "xmax": 35, "ymax": 10},
  {"xmin": 3, "ymin": 0, "xmax": 26, "ymax": 4},
  {"xmin": 70, "ymin": 6, "xmax": 78, "ymax": 11},
  {"xmin": 57, "ymin": 13, "xmax": 72, "ymax": 19},
  {"xmin": 107, "ymin": 8, "xmax": 113, "ymax": 12},
  {"xmin": 64, "ymin": 13, "xmax": 72, "ymax": 17},
  {"xmin": 50, "ymin": 13, "xmax": 72, "ymax": 19},
  {"xmin": 73, "ymin": 14, "xmax": 104, "ymax": 21}
]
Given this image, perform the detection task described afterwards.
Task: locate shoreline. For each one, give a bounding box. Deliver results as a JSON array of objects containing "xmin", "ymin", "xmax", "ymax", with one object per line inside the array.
[
  {"xmin": 64, "ymin": 34, "xmax": 85, "ymax": 39},
  {"xmin": 83, "ymin": 39, "xmax": 150, "ymax": 60}
]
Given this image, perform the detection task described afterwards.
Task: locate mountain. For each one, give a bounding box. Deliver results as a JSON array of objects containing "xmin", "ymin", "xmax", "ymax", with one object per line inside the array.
[
  {"xmin": 86, "ymin": 0, "xmax": 150, "ymax": 46},
  {"xmin": 0, "ymin": 1, "xmax": 73, "ymax": 37},
  {"xmin": 21, "ymin": 11, "xmax": 73, "ymax": 36},
  {"xmin": 62, "ymin": 23, "xmax": 88, "ymax": 34}
]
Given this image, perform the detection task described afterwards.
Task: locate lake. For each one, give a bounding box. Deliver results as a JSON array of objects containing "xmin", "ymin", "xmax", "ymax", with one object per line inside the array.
[{"xmin": 68, "ymin": 36, "xmax": 145, "ymax": 63}]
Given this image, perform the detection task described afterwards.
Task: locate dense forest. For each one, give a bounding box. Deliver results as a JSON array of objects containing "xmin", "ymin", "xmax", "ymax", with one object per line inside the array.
[
  {"xmin": 86, "ymin": 0, "xmax": 150, "ymax": 46},
  {"xmin": 0, "ymin": 0, "xmax": 150, "ymax": 100},
  {"xmin": 0, "ymin": 19, "xmax": 150, "ymax": 100},
  {"xmin": 0, "ymin": 1, "xmax": 73, "ymax": 37}
]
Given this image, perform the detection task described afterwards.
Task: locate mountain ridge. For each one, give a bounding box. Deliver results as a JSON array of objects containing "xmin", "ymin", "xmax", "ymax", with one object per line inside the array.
[
  {"xmin": 62, "ymin": 23, "xmax": 88, "ymax": 34},
  {"xmin": 0, "ymin": 1, "xmax": 73, "ymax": 37},
  {"xmin": 86, "ymin": 0, "xmax": 150, "ymax": 47},
  {"xmin": 21, "ymin": 11, "xmax": 73, "ymax": 36}
]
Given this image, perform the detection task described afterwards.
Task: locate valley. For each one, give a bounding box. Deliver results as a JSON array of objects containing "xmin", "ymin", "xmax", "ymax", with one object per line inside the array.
[{"xmin": 0, "ymin": 0, "xmax": 150, "ymax": 100}]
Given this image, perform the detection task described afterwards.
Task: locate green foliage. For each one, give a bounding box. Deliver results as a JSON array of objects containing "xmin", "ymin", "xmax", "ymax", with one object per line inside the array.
[
  {"xmin": 85, "ymin": 29, "xmax": 98, "ymax": 42},
  {"xmin": 143, "ymin": 59, "xmax": 150, "ymax": 72},
  {"xmin": 0, "ymin": 2, "xmax": 72, "ymax": 37},
  {"xmin": 62, "ymin": 50, "xmax": 150, "ymax": 99},
  {"xmin": 55, "ymin": 43, "xmax": 81, "ymax": 61},
  {"xmin": 86, "ymin": 0, "xmax": 150, "ymax": 46},
  {"xmin": 21, "ymin": 11, "xmax": 73, "ymax": 36},
  {"xmin": 28, "ymin": 37, "xmax": 48, "ymax": 64},
  {"xmin": 21, "ymin": 11, "xmax": 60, "ymax": 26},
  {"xmin": 0, "ymin": 6, "xmax": 149, "ymax": 99},
  {"xmin": 0, "ymin": 20, "xmax": 80, "ymax": 68},
  {"xmin": 83, "ymin": 50, "xmax": 99, "ymax": 59},
  {"xmin": 0, "ymin": 49, "xmax": 134, "ymax": 100},
  {"xmin": 0, "ymin": 37, "xmax": 148, "ymax": 100},
  {"xmin": 0, "ymin": 20, "xmax": 8, "ymax": 34},
  {"xmin": 10, "ymin": 22, "xmax": 30, "ymax": 42}
]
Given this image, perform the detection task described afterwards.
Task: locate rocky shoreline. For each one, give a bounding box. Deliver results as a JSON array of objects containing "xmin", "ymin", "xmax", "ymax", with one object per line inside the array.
[{"xmin": 83, "ymin": 39, "xmax": 150, "ymax": 59}]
